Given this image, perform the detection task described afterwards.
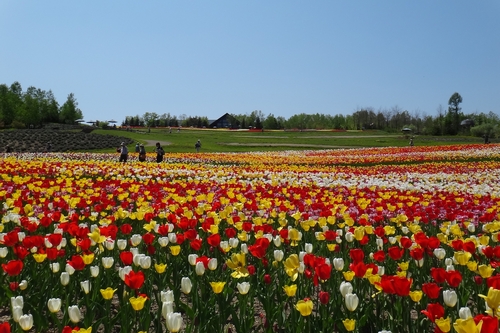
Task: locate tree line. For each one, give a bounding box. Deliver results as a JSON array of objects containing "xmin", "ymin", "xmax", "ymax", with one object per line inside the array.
[
  {"xmin": 0, "ymin": 81, "xmax": 83, "ymax": 128},
  {"xmin": 123, "ymin": 92, "xmax": 499, "ymax": 138},
  {"xmin": 1, "ymin": 82, "xmax": 497, "ymax": 138}
]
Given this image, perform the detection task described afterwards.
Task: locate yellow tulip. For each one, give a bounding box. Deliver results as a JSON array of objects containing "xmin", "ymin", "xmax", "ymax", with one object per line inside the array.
[
  {"xmin": 295, "ymin": 299, "xmax": 313, "ymax": 316},
  {"xmin": 435, "ymin": 317, "xmax": 451, "ymax": 332},
  {"xmin": 343, "ymin": 271, "xmax": 355, "ymax": 281},
  {"xmin": 130, "ymin": 295, "xmax": 148, "ymax": 311},
  {"xmin": 453, "ymin": 317, "xmax": 482, "ymax": 333},
  {"xmin": 342, "ymin": 318, "xmax": 356, "ymax": 331},
  {"xmin": 209, "ymin": 281, "xmax": 226, "ymax": 294},
  {"xmin": 33, "ymin": 253, "xmax": 47, "ymax": 263},
  {"xmin": 454, "ymin": 251, "xmax": 471, "ymax": 266},
  {"xmin": 479, "ymin": 287, "xmax": 500, "ymax": 311},
  {"xmin": 478, "ymin": 264, "xmax": 495, "ymax": 279},
  {"xmin": 226, "ymin": 252, "xmax": 249, "ymax": 278},
  {"xmin": 283, "ymin": 284, "xmax": 297, "ymax": 297},
  {"xmin": 409, "ymin": 290, "xmax": 423, "ymax": 303},
  {"xmin": 284, "ymin": 254, "xmax": 300, "ymax": 281},
  {"xmin": 170, "ymin": 245, "xmax": 181, "ymax": 256},
  {"xmin": 82, "ymin": 253, "xmax": 95, "ymax": 265},
  {"xmin": 100, "ymin": 287, "xmax": 117, "ymax": 300},
  {"xmin": 155, "ymin": 263, "xmax": 167, "ymax": 274}
]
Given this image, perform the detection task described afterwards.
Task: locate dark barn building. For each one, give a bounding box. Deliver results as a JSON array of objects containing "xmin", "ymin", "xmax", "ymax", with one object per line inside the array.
[{"xmin": 209, "ymin": 113, "xmax": 240, "ymax": 129}]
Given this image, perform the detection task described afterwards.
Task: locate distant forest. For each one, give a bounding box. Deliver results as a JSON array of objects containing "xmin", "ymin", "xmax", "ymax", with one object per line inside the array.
[
  {"xmin": 123, "ymin": 92, "xmax": 499, "ymax": 138},
  {"xmin": 0, "ymin": 82, "xmax": 82, "ymax": 129},
  {"xmin": 1, "ymin": 82, "xmax": 498, "ymax": 138}
]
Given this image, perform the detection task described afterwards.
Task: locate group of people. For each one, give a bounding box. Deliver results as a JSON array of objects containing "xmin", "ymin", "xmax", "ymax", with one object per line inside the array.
[{"xmin": 119, "ymin": 139, "xmax": 200, "ymax": 163}]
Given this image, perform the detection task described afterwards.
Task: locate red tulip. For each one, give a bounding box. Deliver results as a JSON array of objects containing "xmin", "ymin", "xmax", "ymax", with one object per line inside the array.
[
  {"xmin": 446, "ymin": 270, "xmax": 462, "ymax": 288},
  {"xmin": 0, "ymin": 322, "xmax": 11, "ymax": 333},
  {"xmin": 474, "ymin": 314, "xmax": 498, "ymax": 333},
  {"xmin": 120, "ymin": 251, "xmax": 134, "ymax": 266},
  {"xmin": 387, "ymin": 246, "xmax": 405, "ymax": 261},
  {"xmin": 422, "ymin": 282, "xmax": 441, "ymax": 299},
  {"xmin": 421, "ymin": 303, "xmax": 444, "ymax": 323},
  {"xmin": 125, "ymin": 270, "xmax": 145, "ymax": 289},
  {"xmin": 319, "ymin": 291, "xmax": 330, "ymax": 305},
  {"xmin": 2, "ymin": 259, "xmax": 24, "ymax": 276},
  {"xmin": 430, "ymin": 267, "xmax": 447, "ymax": 284}
]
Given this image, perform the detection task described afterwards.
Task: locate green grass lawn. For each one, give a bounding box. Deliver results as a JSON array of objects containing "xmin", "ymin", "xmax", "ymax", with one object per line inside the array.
[{"xmin": 90, "ymin": 127, "xmax": 486, "ymax": 153}]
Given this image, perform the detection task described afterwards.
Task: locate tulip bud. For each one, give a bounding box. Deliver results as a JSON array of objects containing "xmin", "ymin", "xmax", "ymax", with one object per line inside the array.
[
  {"xmin": 19, "ymin": 280, "xmax": 28, "ymax": 291},
  {"xmin": 168, "ymin": 233, "xmax": 177, "ymax": 244},
  {"xmin": 274, "ymin": 250, "xmax": 284, "ymax": 262},
  {"xmin": 459, "ymin": 307, "xmax": 472, "ymax": 319},
  {"xmin": 162, "ymin": 301, "xmax": 174, "ymax": 319},
  {"xmin": 80, "ymin": 280, "xmax": 91, "ymax": 294},
  {"xmin": 65, "ymin": 263, "xmax": 75, "ymax": 275},
  {"xmin": 345, "ymin": 232, "xmax": 354, "ymax": 243},
  {"xmin": 60, "ymin": 272, "xmax": 70, "ymax": 286},
  {"xmin": 102, "ymin": 257, "xmax": 114, "ymax": 269},
  {"xmin": 117, "ymin": 239, "xmax": 127, "ymax": 250},
  {"xmin": 181, "ymin": 277, "xmax": 192, "ymax": 294},
  {"xmin": 68, "ymin": 305, "xmax": 83, "ymax": 323},
  {"xmin": 118, "ymin": 266, "xmax": 132, "ymax": 281},
  {"xmin": 161, "ymin": 290, "xmax": 175, "ymax": 302},
  {"xmin": 195, "ymin": 262, "xmax": 205, "ymax": 276},
  {"xmin": 208, "ymin": 258, "xmax": 218, "ymax": 270},
  {"xmin": 433, "ymin": 248, "xmax": 446, "ymax": 260},
  {"xmin": 188, "ymin": 254, "xmax": 198, "ymax": 266},
  {"xmin": 50, "ymin": 262, "xmax": 60, "ymax": 273},
  {"xmin": 90, "ymin": 265, "xmax": 100, "ymax": 277},
  {"xmin": 18, "ymin": 313, "xmax": 33, "ymax": 330},
  {"xmin": 229, "ymin": 237, "xmax": 239, "ymax": 248},
  {"xmin": 340, "ymin": 282, "xmax": 353, "ymax": 297},
  {"xmin": 12, "ymin": 306, "xmax": 23, "ymax": 322},
  {"xmin": 140, "ymin": 256, "xmax": 151, "ymax": 269},
  {"xmin": 158, "ymin": 237, "xmax": 169, "ymax": 247},
  {"xmin": 345, "ymin": 293, "xmax": 359, "ymax": 311},
  {"xmin": 47, "ymin": 298, "xmax": 62, "ymax": 313},
  {"xmin": 166, "ymin": 312, "xmax": 183, "ymax": 333},
  {"xmin": 443, "ymin": 289, "xmax": 457, "ymax": 307},
  {"xmin": 105, "ymin": 239, "xmax": 115, "ymax": 250},
  {"xmin": 333, "ymin": 258, "xmax": 344, "ymax": 271},
  {"xmin": 237, "ymin": 282, "xmax": 250, "ymax": 295},
  {"xmin": 130, "ymin": 234, "xmax": 142, "ymax": 247}
]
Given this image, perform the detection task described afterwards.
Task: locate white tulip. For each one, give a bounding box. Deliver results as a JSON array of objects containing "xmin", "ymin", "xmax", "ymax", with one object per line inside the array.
[
  {"xmin": 65, "ymin": 263, "xmax": 75, "ymax": 275},
  {"xmin": 333, "ymin": 258, "xmax": 344, "ymax": 271},
  {"xmin": 168, "ymin": 233, "xmax": 177, "ymax": 244},
  {"xmin": 237, "ymin": 282, "xmax": 250, "ymax": 295},
  {"xmin": 181, "ymin": 277, "xmax": 192, "ymax": 294},
  {"xmin": 208, "ymin": 258, "xmax": 218, "ymax": 270},
  {"xmin": 304, "ymin": 243, "xmax": 313, "ymax": 253},
  {"xmin": 60, "ymin": 272, "xmax": 70, "ymax": 286},
  {"xmin": 459, "ymin": 307, "xmax": 472, "ymax": 319},
  {"xmin": 11, "ymin": 296, "xmax": 24, "ymax": 309},
  {"xmin": 68, "ymin": 305, "xmax": 83, "ymax": 323},
  {"xmin": 102, "ymin": 257, "xmax": 114, "ymax": 269},
  {"xmin": 90, "ymin": 265, "xmax": 100, "ymax": 277},
  {"xmin": 274, "ymin": 250, "xmax": 284, "ymax": 262},
  {"xmin": 105, "ymin": 239, "xmax": 115, "ymax": 250},
  {"xmin": 229, "ymin": 237, "xmax": 239, "ymax": 248},
  {"xmin": 18, "ymin": 313, "xmax": 33, "ymax": 330},
  {"xmin": 139, "ymin": 256, "xmax": 151, "ymax": 269},
  {"xmin": 161, "ymin": 290, "xmax": 175, "ymax": 302},
  {"xmin": 158, "ymin": 237, "xmax": 169, "ymax": 247},
  {"xmin": 47, "ymin": 298, "xmax": 62, "ymax": 313},
  {"xmin": 443, "ymin": 289, "xmax": 457, "ymax": 307},
  {"xmin": 162, "ymin": 301, "xmax": 174, "ymax": 319},
  {"xmin": 188, "ymin": 254, "xmax": 198, "ymax": 266},
  {"xmin": 50, "ymin": 262, "xmax": 60, "ymax": 273},
  {"xmin": 166, "ymin": 312, "xmax": 183, "ymax": 332},
  {"xmin": 0, "ymin": 247, "xmax": 8, "ymax": 258},
  {"xmin": 433, "ymin": 248, "xmax": 446, "ymax": 260},
  {"xmin": 119, "ymin": 266, "xmax": 133, "ymax": 281},
  {"xmin": 240, "ymin": 243, "xmax": 248, "ymax": 254},
  {"xmin": 273, "ymin": 236, "xmax": 281, "ymax": 247},
  {"xmin": 340, "ymin": 281, "xmax": 353, "ymax": 297},
  {"xmin": 130, "ymin": 234, "xmax": 142, "ymax": 246},
  {"xmin": 80, "ymin": 280, "xmax": 91, "ymax": 294},
  {"xmin": 19, "ymin": 280, "xmax": 28, "ymax": 291},
  {"xmin": 117, "ymin": 239, "xmax": 127, "ymax": 250},
  {"xmin": 345, "ymin": 293, "xmax": 359, "ymax": 311},
  {"xmin": 195, "ymin": 262, "xmax": 205, "ymax": 276},
  {"xmin": 12, "ymin": 306, "xmax": 23, "ymax": 322}
]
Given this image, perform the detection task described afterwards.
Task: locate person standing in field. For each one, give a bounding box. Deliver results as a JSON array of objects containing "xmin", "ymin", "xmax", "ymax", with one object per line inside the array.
[
  {"xmin": 195, "ymin": 139, "xmax": 201, "ymax": 152},
  {"xmin": 119, "ymin": 142, "xmax": 129, "ymax": 162},
  {"xmin": 138, "ymin": 144, "xmax": 146, "ymax": 162},
  {"xmin": 155, "ymin": 142, "xmax": 165, "ymax": 163}
]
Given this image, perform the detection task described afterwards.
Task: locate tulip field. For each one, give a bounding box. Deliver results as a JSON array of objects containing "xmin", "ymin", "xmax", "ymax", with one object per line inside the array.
[{"xmin": 2, "ymin": 144, "xmax": 500, "ymax": 333}]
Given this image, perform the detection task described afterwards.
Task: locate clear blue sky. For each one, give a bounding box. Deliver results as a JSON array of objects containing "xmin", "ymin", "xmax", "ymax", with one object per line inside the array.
[{"xmin": 1, "ymin": 1, "xmax": 499, "ymax": 123}]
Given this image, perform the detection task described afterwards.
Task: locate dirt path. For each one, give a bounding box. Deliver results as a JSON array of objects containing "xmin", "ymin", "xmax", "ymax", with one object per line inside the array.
[{"xmin": 142, "ymin": 139, "xmax": 172, "ymax": 147}]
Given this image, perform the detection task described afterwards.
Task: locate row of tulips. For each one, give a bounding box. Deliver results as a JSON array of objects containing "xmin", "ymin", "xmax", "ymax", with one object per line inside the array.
[{"xmin": 1, "ymin": 144, "xmax": 500, "ymax": 333}]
